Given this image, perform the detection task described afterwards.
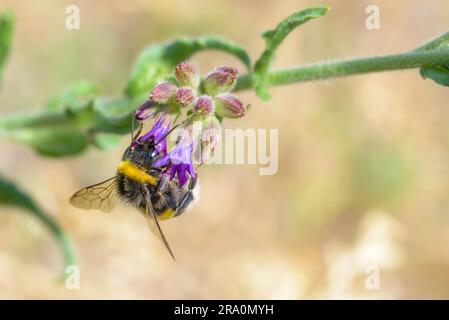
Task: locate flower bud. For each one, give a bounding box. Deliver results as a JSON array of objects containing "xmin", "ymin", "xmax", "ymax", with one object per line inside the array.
[
  {"xmin": 194, "ymin": 95, "xmax": 215, "ymax": 115},
  {"xmin": 175, "ymin": 62, "xmax": 200, "ymax": 88},
  {"xmin": 203, "ymin": 66, "xmax": 238, "ymax": 96},
  {"xmin": 214, "ymin": 93, "xmax": 246, "ymax": 118},
  {"xmin": 175, "ymin": 87, "xmax": 195, "ymax": 107},
  {"xmin": 150, "ymin": 82, "xmax": 177, "ymax": 104}
]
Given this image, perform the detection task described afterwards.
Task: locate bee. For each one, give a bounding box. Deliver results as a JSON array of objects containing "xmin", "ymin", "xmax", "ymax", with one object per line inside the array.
[{"xmin": 69, "ymin": 135, "xmax": 197, "ymax": 260}]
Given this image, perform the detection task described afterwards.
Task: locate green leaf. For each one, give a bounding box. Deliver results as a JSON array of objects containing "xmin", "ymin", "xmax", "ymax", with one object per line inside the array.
[
  {"xmin": 0, "ymin": 10, "xmax": 14, "ymax": 84},
  {"xmin": 92, "ymin": 96, "xmax": 141, "ymax": 134},
  {"xmin": 0, "ymin": 175, "xmax": 77, "ymax": 275},
  {"xmin": 46, "ymin": 81, "xmax": 99, "ymax": 112},
  {"xmin": 0, "ymin": 175, "xmax": 40, "ymax": 212},
  {"xmin": 420, "ymin": 64, "xmax": 449, "ymax": 87},
  {"xmin": 415, "ymin": 31, "xmax": 449, "ymax": 52},
  {"xmin": 0, "ymin": 36, "xmax": 250, "ymax": 156},
  {"xmin": 0, "ymin": 111, "xmax": 68, "ymax": 130},
  {"xmin": 2, "ymin": 127, "xmax": 88, "ymax": 156},
  {"xmin": 0, "ymin": 96, "xmax": 137, "ymax": 155},
  {"xmin": 415, "ymin": 32, "xmax": 449, "ymax": 88},
  {"xmin": 416, "ymin": 31, "xmax": 449, "ymax": 87},
  {"xmin": 124, "ymin": 35, "xmax": 251, "ymax": 98},
  {"xmin": 254, "ymin": 7, "xmax": 329, "ymax": 100},
  {"xmin": 92, "ymin": 132, "xmax": 122, "ymax": 150},
  {"xmin": 94, "ymin": 96, "xmax": 136, "ymax": 119}
]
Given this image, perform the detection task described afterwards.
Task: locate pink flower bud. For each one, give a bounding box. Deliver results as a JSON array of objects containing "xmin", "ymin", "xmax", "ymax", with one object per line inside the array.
[
  {"xmin": 194, "ymin": 95, "xmax": 215, "ymax": 115},
  {"xmin": 203, "ymin": 66, "xmax": 238, "ymax": 95},
  {"xmin": 175, "ymin": 87, "xmax": 196, "ymax": 107},
  {"xmin": 214, "ymin": 93, "xmax": 246, "ymax": 118},
  {"xmin": 150, "ymin": 82, "xmax": 177, "ymax": 104},
  {"xmin": 175, "ymin": 62, "xmax": 199, "ymax": 88}
]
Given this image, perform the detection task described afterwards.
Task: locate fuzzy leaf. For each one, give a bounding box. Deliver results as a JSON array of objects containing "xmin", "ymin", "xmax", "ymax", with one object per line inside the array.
[
  {"xmin": 92, "ymin": 132, "xmax": 122, "ymax": 150},
  {"xmin": 92, "ymin": 96, "xmax": 141, "ymax": 134},
  {"xmin": 254, "ymin": 7, "xmax": 329, "ymax": 100},
  {"xmin": 0, "ymin": 175, "xmax": 40, "ymax": 212},
  {"xmin": 420, "ymin": 64, "xmax": 449, "ymax": 87},
  {"xmin": 2, "ymin": 127, "xmax": 88, "ymax": 156},
  {"xmin": 0, "ymin": 175, "xmax": 77, "ymax": 274},
  {"xmin": 415, "ymin": 31, "xmax": 449, "ymax": 52},
  {"xmin": 46, "ymin": 81, "xmax": 99, "ymax": 112},
  {"xmin": 124, "ymin": 36, "xmax": 251, "ymax": 98},
  {"xmin": 415, "ymin": 32, "xmax": 449, "ymax": 88}
]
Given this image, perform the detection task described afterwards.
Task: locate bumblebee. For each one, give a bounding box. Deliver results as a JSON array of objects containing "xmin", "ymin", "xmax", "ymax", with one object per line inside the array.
[{"xmin": 69, "ymin": 137, "xmax": 197, "ymax": 259}]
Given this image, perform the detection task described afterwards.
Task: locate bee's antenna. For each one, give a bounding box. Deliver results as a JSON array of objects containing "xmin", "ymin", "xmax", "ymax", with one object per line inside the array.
[
  {"xmin": 131, "ymin": 115, "xmax": 135, "ymax": 142},
  {"xmin": 131, "ymin": 116, "xmax": 143, "ymax": 145}
]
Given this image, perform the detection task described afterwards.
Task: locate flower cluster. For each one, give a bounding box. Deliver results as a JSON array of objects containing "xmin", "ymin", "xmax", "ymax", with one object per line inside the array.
[{"xmin": 133, "ymin": 61, "xmax": 247, "ymax": 186}]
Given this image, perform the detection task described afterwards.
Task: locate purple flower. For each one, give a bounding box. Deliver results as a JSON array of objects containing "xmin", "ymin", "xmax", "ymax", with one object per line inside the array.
[
  {"xmin": 134, "ymin": 113, "xmax": 173, "ymax": 154},
  {"xmin": 135, "ymin": 100, "xmax": 156, "ymax": 121},
  {"xmin": 130, "ymin": 61, "xmax": 248, "ymax": 187},
  {"xmin": 154, "ymin": 131, "xmax": 196, "ymax": 186}
]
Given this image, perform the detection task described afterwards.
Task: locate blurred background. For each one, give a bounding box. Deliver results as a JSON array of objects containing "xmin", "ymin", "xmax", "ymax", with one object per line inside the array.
[{"xmin": 1, "ymin": 0, "xmax": 449, "ymax": 299}]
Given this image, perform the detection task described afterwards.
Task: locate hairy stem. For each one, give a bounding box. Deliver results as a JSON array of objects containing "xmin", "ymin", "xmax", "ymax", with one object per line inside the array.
[
  {"xmin": 235, "ymin": 48, "xmax": 449, "ymax": 91},
  {"xmin": 2, "ymin": 46, "xmax": 449, "ymax": 135}
]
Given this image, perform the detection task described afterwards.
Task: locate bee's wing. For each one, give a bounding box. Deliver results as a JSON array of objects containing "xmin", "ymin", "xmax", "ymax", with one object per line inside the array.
[
  {"xmin": 69, "ymin": 177, "xmax": 118, "ymax": 213},
  {"xmin": 143, "ymin": 189, "xmax": 176, "ymax": 260}
]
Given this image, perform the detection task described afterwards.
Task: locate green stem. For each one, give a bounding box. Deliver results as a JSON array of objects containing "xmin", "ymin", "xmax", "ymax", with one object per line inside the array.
[
  {"xmin": 235, "ymin": 48, "xmax": 449, "ymax": 91},
  {"xmin": 0, "ymin": 175, "xmax": 77, "ymax": 278}
]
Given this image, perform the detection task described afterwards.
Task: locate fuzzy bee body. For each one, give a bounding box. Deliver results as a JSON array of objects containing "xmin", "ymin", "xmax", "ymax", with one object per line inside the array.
[{"xmin": 70, "ymin": 139, "xmax": 197, "ymax": 259}]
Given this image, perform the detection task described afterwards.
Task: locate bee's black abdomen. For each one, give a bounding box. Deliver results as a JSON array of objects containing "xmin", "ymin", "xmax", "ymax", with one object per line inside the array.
[{"xmin": 116, "ymin": 173, "xmax": 150, "ymax": 209}]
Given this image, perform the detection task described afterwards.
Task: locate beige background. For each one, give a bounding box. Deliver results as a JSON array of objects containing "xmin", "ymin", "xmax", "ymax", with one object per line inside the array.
[{"xmin": 1, "ymin": 0, "xmax": 449, "ymax": 299}]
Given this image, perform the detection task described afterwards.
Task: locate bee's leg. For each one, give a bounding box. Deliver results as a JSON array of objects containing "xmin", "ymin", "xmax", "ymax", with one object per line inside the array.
[
  {"xmin": 156, "ymin": 174, "xmax": 170, "ymax": 194},
  {"xmin": 188, "ymin": 177, "xmax": 197, "ymax": 190},
  {"xmin": 175, "ymin": 193, "xmax": 194, "ymax": 216},
  {"xmin": 175, "ymin": 177, "xmax": 197, "ymax": 216}
]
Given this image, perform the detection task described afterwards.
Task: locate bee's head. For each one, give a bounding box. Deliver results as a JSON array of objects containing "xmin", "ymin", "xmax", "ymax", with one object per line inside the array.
[{"xmin": 123, "ymin": 139, "xmax": 161, "ymax": 167}]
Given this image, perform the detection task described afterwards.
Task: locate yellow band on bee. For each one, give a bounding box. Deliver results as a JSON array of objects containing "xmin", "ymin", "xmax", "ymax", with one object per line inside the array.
[
  {"xmin": 117, "ymin": 160, "xmax": 157, "ymax": 186},
  {"xmin": 158, "ymin": 208, "xmax": 175, "ymax": 220}
]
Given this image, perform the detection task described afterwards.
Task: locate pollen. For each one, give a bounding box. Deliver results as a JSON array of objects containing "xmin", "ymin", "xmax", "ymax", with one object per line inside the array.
[{"xmin": 117, "ymin": 160, "xmax": 157, "ymax": 186}]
